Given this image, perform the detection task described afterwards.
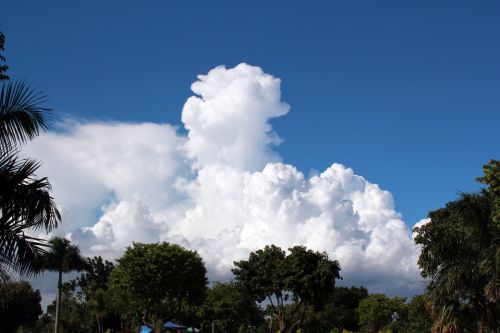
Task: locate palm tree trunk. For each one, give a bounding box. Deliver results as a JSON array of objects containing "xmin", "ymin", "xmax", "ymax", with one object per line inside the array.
[{"xmin": 54, "ymin": 270, "xmax": 62, "ymax": 333}]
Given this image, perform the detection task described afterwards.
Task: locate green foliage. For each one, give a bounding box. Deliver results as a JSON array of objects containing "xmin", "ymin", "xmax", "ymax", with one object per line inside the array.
[
  {"xmin": 233, "ymin": 245, "xmax": 341, "ymax": 333},
  {"xmin": 328, "ymin": 286, "xmax": 368, "ymax": 332},
  {"xmin": 201, "ymin": 281, "xmax": 263, "ymax": 333},
  {"xmin": 74, "ymin": 256, "xmax": 119, "ymax": 333},
  {"xmin": 108, "ymin": 242, "xmax": 207, "ymax": 329},
  {"xmin": 41, "ymin": 281, "xmax": 92, "ymax": 333},
  {"xmin": 477, "ymin": 159, "xmax": 500, "ymax": 226},
  {"xmin": 358, "ymin": 294, "xmax": 406, "ymax": 333},
  {"xmin": 403, "ymin": 294, "xmax": 432, "ymax": 333},
  {"xmin": 299, "ymin": 286, "xmax": 368, "ymax": 333},
  {"xmin": 0, "ymin": 280, "xmax": 42, "ymax": 333},
  {"xmin": 413, "ymin": 161, "xmax": 500, "ymax": 332}
]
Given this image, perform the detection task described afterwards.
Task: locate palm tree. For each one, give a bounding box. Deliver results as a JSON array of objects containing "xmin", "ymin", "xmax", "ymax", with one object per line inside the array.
[
  {"xmin": 414, "ymin": 191, "xmax": 499, "ymax": 332},
  {"xmin": 40, "ymin": 237, "xmax": 87, "ymax": 333},
  {"xmin": 0, "ymin": 31, "xmax": 9, "ymax": 81},
  {"xmin": 0, "ymin": 80, "xmax": 60, "ymax": 283}
]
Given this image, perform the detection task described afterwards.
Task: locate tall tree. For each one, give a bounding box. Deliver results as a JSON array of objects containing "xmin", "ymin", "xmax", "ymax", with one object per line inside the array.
[
  {"xmin": 0, "ymin": 31, "xmax": 60, "ymax": 283},
  {"xmin": 75, "ymin": 256, "xmax": 117, "ymax": 333},
  {"xmin": 39, "ymin": 237, "xmax": 86, "ymax": 333},
  {"xmin": 414, "ymin": 160, "xmax": 500, "ymax": 333},
  {"xmin": 233, "ymin": 245, "xmax": 341, "ymax": 333},
  {"xmin": 108, "ymin": 242, "xmax": 207, "ymax": 331}
]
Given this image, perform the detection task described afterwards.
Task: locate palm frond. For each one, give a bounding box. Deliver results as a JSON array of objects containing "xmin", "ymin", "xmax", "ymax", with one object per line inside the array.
[
  {"xmin": 0, "ymin": 151, "xmax": 60, "ymax": 279},
  {"xmin": 0, "ymin": 81, "xmax": 52, "ymax": 151},
  {"xmin": 40, "ymin": 237, "xmax": 86, "ymax": 273},
  {"xmin": 0, "ymin": 151, "xmax": 60, "ymax": 231}
]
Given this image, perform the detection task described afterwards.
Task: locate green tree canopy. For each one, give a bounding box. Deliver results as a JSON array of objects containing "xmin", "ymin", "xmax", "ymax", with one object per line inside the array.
[
  {"xmin": 108, "ymin": 242, "xmax": 207, "ymax": 330},
  {"xmin": 75, "ymin": 256, "xmax": 117, "ymax": 333},
  {"xmin": 0, "ymin": 280, "xmax": 42, "ymax": 333},
  {"xmin": 404, "ymin": 294, "xmax": 433, "ymax": 333},
  {"xmin": 477, "ymin": 159, "xmax": 500, "ymax": 226},
  {"xmin": 413, "ymin": 160, "xmax": 500, "ymax": 332},
  {"xmin": 296, "ymin": 286, "xmax": 368, "ymax": 333},
  {"xmin": 358, "ymin": 293, "xmax": 405, "ymax": 333},
  {"xmin": 201, "ymin": 281, "xmax": 263, "ymax": 333},
  {"xmin": 233, "ymin": 245, "xmax": 341, "ymax": 333}
]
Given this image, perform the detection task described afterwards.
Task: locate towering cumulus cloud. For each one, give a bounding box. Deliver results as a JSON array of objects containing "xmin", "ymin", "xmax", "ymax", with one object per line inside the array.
[{"xmin": 25, "ymin": 63, "xmax": 423, "ymax": 296}]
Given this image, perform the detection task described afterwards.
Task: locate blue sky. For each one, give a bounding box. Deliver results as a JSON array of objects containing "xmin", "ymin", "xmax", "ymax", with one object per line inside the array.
[{"xmin": 2, "ymin": 1, "xmax": 499, "ymax": 295}]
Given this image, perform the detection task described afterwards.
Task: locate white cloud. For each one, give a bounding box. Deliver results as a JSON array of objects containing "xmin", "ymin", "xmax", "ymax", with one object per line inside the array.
[
  {"xmin": 182, "ymin": 64, "xmax": 288, "ymax": 170},
  {"xmin": 25, "ymin": 63, "xmax": 424, "ymax": 298}
]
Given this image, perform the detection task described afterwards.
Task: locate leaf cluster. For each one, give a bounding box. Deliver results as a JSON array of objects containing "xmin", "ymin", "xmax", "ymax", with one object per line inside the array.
[{"xmin": 108, "ymin": 242, "xmax": 207, "ymax": 326}]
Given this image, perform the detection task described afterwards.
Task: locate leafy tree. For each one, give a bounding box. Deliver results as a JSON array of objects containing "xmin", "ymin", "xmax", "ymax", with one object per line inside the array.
[
  {"xmin": 233, "ymin": 245, "xmax": 341, "ymax": 333},
  {"xmin": 329, "ymin": 286, "xmax": 368, "ymax": 332},
  {"xmin": 297, "ymin": 286, "xmax": 368, "ymax": 333},
  {"xmin": 39, "ymin": 237, "xmax": 87, "ymax": 333},
  {"xmin": 0, "ymin": 31, "xmax": 60, "ymax": 283},
  {"xmin": 75, "ymin": 256, "xmax": 118, "ymax": 333},
  {"xmin": 476, "ymin": 159, "xmax": 500, "ymax": 306},
  {"xmin": 201, "ymin": 281, "xmax": 263, "ymax": 333},
  {"xmin": 108, "ymin": 242, "xmax": 207, "ymax": 330},
  {"xmin": 41, "ymin": 281, "xmax": 91, "ymax": 333},
  {"xmin": 403, "ymin": 294, "xmax": 433, "ymax": 333},
  {"xmin": 413, "ymin": 160, "xmax": 500, "ymax": 332},
  {"xmin": 358, "ymin": 294, "xmax": 391, "ymax": 333},
  {"xmin": 0, "ymin": 280, "xmax": 42, "ymax": 333},
  {"xmin": 477, "ymin": 159, "xmax": 500, "ymax": 226},
  {"xmin": 358, "ymin": 294, "xmax": 407, "ymax": 333}
]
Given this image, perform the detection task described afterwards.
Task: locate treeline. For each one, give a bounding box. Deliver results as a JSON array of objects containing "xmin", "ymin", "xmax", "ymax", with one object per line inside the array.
[{"xmin": 2, "ymin": 242, "xmax": 433, "ymax": 333}]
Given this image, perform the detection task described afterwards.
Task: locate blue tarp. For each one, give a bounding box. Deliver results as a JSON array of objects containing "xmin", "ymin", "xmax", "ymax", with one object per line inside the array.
[
  {"xmin": 139, "ymin": 325, "xmax": 152, "ymax": 333},
  {"xmin": 163, "ymin": 321, "xmax": 186, "ymax": 329}
]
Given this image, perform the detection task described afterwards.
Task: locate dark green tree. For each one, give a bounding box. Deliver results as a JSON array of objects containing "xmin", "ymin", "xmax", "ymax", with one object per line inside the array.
[
  {"xmin": 41, "ymin": 281, "xmax": 91, "ymax": 333},
  {"xmin": 201, "ymin": 281, "xmax": 263, "ymax": 333},
  {"xmin": 402, "ymin": 294, "xmax": 433, "ymax": 333},
  {"xmin": 300, "ymin": 286, "xmax": 368, "ymax": 333},
  {"xmin": 108, "ymin": 242, "xmax": 207, "ymax": 331},
  {"xmin": 413, "ymin": 160, "xmax": 500, "ymax": 332},
  {"xmin": 233, "ymin": 245, "xmax": 341, "ymax": 333},
  {"xmin": 75, "ymin": 256, "xmax": 118, "ymax": 333},
  {"xmin": 476, "ymin": 159, "xmax": 500, "ymax": 306},
  {"xmin": 358, "ymin": 293, "xmax": 403, "ymax": 333},
  {"xmin": 477, "ymin": 159, "xmax": 500, "ymax": 226},
  {"xmin": 39, "ymin": 237, "xmax": 87, "ymax": 333},
  {"xmin": 0, "ymin": 280, "xmax": 42, "ymax": 333}
]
